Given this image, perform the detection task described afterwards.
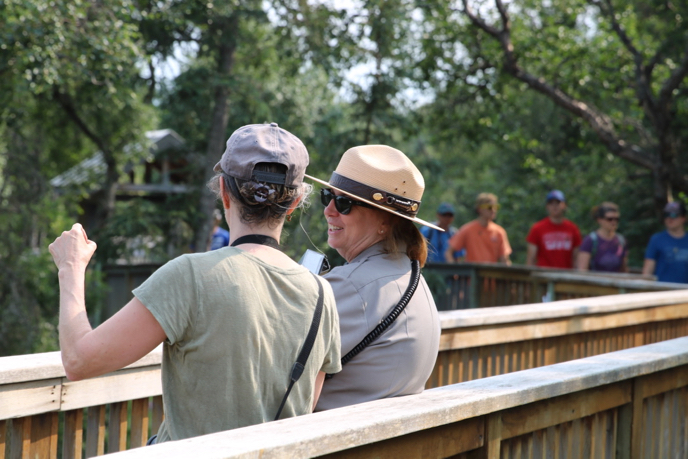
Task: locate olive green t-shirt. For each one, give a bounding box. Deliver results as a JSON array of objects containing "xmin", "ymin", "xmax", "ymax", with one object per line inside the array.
[{"xmin": 133, "ymin": 247, "xmax": 341, "ymax": 442}]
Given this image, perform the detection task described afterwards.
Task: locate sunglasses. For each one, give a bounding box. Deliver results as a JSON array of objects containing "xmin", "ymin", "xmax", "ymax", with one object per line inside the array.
[
  {"xmin": 603, "ymin": 217, "xmax": 620, "ymax": 222},
  {"xmin": 664, "ymin": 212, "xmax": 684, "ymax": 219},
  {"xmin": 478, "ymin": 204, "xmax": 500, "ymax": 211},
  {"xmin": 320, "ymin": 189, "xmax": 375, "ymax": 215}
]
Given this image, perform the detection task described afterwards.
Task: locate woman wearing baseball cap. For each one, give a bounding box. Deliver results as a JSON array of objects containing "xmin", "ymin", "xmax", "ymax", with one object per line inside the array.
[
  {"xmin": 307, "ymin": 144, "xmax": 441, "ymax": 410},
  {"xmin": 49, "ymin": 123, "xmax": 342, "ymax": 442}
]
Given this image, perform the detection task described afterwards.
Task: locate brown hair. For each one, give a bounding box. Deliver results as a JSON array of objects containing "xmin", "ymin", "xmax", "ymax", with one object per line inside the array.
[
  {"xmin": 382, "ymin": 215, "xmax": 428, "ymax": 267},
  {"xmin": 591, "ymin": 201, "xmax": 619, "ymax": 220},
  {"xmin": 475, "ymin": 192, "xmax": 498, "ymax": 208},
  {"xmin": 208, "ymin": 163, "xmax": 311, "ymax": 228}
]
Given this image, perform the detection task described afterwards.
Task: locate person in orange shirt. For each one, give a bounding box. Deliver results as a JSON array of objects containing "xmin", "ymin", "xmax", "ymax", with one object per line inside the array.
[{"xmin": 445, "ymin": 193, "xmax": 512, "ymax": 264}]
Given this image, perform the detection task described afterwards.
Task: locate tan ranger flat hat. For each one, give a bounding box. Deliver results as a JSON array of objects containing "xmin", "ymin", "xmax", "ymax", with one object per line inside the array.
[{"xmin": 306, "ymin": 145, "xmax": 442, "ymax": 231}]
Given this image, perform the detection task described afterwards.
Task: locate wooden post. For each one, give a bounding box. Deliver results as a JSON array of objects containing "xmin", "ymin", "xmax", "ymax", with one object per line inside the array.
[
  {"xmin": 130, "ymin": 398, "xmax": 150, "ymax": 448},
  {"xmin": 62, "ymin": 409, "xmax": 83, "ymax": 459},
  {"xmin": 29, "ymin": 412, "xmax": 58, "ymax": 459},
  {"xmin": 7, "ymin": 417, "xmax": 30, "ymax": 459},
  {"xmin": 485, "ymin": 413, "xmax": 502, "ymax": 459},
  {"xmin": 151, "ymin": 395, "xmax": 164, "ymax": 437},
  {"xmin": 85, "ymin": 406, "xmax": 105, "ymax": 458},
  {"xmin": 469, "ymin": 268, "xmax": 479, "ymax": 308},
  {"xmin": 107, "ymin": 402, "xmax": 128, "ymax": 453}
]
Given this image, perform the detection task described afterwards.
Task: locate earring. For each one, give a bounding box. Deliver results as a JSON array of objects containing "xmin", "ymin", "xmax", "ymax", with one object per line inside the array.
[
  {"xmin": 286, "ymin": 214, "xmax": 293, "ymax": 222},
  {"xmin": 378, "ymin": 229, "xmax": 385, "ymax": 234}
]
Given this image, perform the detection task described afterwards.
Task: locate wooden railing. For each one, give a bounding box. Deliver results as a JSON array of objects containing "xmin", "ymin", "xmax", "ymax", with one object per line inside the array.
[
  {"xmin": 423, "ymin": 261, "xmax": 687, "ymax": 309},
  {"xmin": 102, "ymin": 262, "xmax": 685, "ymax": 318},
  {"xmin": 104, "ymin": 337, "xmax": 688, "ymax": 458},
  {"xmin": 3, "ymin": 290, "xmax": 688, "ymax": 457},
  {"xmin": 0, "ymin": 349, "xmax": 163, "ymax": 458},
  {"xmin": 427, "ymin": 289, "xmax": 688, "ymax": 388}
]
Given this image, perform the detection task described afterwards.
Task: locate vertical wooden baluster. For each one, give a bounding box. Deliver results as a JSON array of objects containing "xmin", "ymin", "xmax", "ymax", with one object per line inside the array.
[
  {"xmin": 62, "ymin": 409, "xmax": 83, "ymax": 459},
  {"xmin": 0, "ymin": 419, "xmax": 6, "ymax": 459},
  {"xmin": 130, "ymin": 398, "xmax": 149, "ymax": 449},
  {"xmin": 107, "ymin": 402, "xmax": 128, "ymax": 453},
  {"xmin": 151, "ymin": 396, "xmax": 164, "ymax": 438},
  {"xmin": 29, "ymin": 412, "xmax": 59, "ymax": 459},
  {"xmin": 85, "ymin": 406, "xmax": 105, "ymax": 458},
  {"xmin": 7, "ymin": 416, "xmax": 31, "ymax": 459}
]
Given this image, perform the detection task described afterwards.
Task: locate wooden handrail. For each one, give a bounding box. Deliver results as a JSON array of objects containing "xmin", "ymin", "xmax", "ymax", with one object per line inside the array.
[
  {"xmin": 3, "ymin": 290, "xmax": 688, "ymax": 457},
  {"xmin": 422, "ymin": 262, "xmax": 684, "ymax": 309},
  {"xmin": 100, "ymin": 337, "xmax": 688, "ymax": 458}
]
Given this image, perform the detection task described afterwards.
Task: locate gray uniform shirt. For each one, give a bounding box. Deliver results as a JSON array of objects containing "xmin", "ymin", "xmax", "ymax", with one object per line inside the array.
[{"xmin": 315, "ymin": 242, "xmax": 440, "ymax": 411}]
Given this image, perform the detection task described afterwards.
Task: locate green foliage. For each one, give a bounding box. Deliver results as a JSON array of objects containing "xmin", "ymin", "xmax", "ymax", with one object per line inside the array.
[{"xmin": 3, "ymin": 0, "xmax": 688, "ymax": 356}]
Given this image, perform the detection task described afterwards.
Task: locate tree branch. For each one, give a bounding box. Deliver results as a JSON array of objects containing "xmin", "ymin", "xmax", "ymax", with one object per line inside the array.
[
  {"xmin": 462, "ymin": 0, "xmax": 657, "ymax": 171},
  {"xmin": 52, "ymin": 88, "xmax": 110, "ymax": 156},
  {"xmin": 658, "ymin": 40, "xmax": 688, "ymax": 108},
  {"xmin": 591, "ymin": 0, "xmax": 656, "ymax": 113}
]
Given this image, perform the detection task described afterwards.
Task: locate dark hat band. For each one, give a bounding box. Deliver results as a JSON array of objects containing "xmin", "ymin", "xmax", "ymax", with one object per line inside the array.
[{"xmin": 329, "ymin": 172, "xmax": 421, "ymax": 217}]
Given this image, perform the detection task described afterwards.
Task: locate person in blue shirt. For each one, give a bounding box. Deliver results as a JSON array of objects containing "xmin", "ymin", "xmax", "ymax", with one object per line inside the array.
[
  {"xmin": 209, "ymin": 209, "xmax": 230, "ymax": 250},
  {"xmin": 420, "ymin": 202, "xmax": 465, "ymax": 263},
  {"xmin": 642, "ymin": 201, "xmax": 688, "ymax": 283}
]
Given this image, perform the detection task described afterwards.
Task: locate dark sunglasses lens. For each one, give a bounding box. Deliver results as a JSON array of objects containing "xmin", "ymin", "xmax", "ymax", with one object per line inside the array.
[
  {"xmin": 605, "ymin": 217, "xmax": 619, "ymax": 222},
  {"xmin": 321, "ymin": 189, "xmax": 353, "ymax": 214},
  {"xmin": 665, "ymin": 212, "xmax": 681, "ymax": 219},
  {"xmin": 334, "ymin": 196, "xmax": 353, "ymax": 214},
  {"xmin": 320, "ymin": 189, "xmax": 332, "ymax": 206}
]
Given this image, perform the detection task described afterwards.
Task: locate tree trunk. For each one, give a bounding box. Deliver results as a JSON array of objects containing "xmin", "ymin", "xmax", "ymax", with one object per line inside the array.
[
  {"xmin": 193, "ymin": 15, "xmax": 239, "ymax": 252},
  {"xmin": 53, "ymin": 88, "xmax": 118, "ymax": 235}
]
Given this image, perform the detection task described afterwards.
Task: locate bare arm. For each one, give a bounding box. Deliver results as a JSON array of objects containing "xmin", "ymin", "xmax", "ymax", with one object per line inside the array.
[
  {"xmin": 576, "ymin": 251, "xmax": 591, "ymax": 271},
  {"xmin": 642, "ymin": 259, "xmax": 656, "ymax": 278},
  {"xmin": 312, "ymin": 371, "xmax": 326, "ymax": 410},
  {"xmin": 525, "ymin": 243, "xmax": 538, "ymax": 266},
  {"xmin": 620, "ymin": 253, "xmax": 629, "ymax": 273},
  {"xmin": 50, "ymin": 224, "xmax": 166, "ymax": 381},
  {"xmin": 444, "ymin": 246, "xmax": 457, "ymax": 263},
  {"xmin": 569, "ymin": 247, "xmax": 579, "ymax": 269}
]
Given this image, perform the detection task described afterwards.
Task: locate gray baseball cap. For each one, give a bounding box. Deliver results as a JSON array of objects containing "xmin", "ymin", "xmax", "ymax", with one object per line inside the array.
[{"xmin": 213, "ymin": 123, "xmax": 309, "ymax": 188}]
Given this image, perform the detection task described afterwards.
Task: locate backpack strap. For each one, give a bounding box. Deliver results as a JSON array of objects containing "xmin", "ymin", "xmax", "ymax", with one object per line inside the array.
[
  {"xmin": 274, "ymin": 273, "xmax": 324, "ymax": 420},
  {"xmin": 588, "ymin": 232, "xmax": 598, "ymax": 270}
]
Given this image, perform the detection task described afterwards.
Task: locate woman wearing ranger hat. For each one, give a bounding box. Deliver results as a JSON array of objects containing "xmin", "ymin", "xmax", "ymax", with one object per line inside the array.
[
  {"xmin": 49, "ymin": 123, "xmax": 341, "ymax": 442},
  {"xmin": 307, "ymin": 145, "xmax": 441, "ymax": 410}
]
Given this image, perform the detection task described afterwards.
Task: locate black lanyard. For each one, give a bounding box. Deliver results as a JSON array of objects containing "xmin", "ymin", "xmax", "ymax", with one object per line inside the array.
[{"xmin": 230, "ymin": 234, "xmax": 281, "ymax": 250}]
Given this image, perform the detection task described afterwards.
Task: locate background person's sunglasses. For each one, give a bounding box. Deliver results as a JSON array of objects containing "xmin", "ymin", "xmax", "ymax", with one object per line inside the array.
[
  {"xmin": 320, "ymin": 189, "xmax": 375, "ymax": 215},
  {"xmin": 664, "ymin": 212, "xmax": 683, "ymax": 219}
]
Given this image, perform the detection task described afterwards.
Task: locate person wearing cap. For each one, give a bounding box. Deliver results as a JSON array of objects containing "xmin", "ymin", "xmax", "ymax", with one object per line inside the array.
[
  {"xmin": 208, "ymin": 208, "xmax": 230, "ymax": 250},
  {"xmin": 525, "ymin": 189, "xmax": 582, "ymax": 268},
  {"xmin": 445, "ymin": 193, "xmax": 512, "ymax": 264},
  {"xmin": 49, "ymin": 123, "xmax": 341, "ymax": 443},
  {"xmin": 642, "ymin": 201, "xmax": 688, "ymax": 283},
  {"xmin": 306, "ymin": 145, "xmax": 441, "ymax": 411},
  {"xmin": 420, "ymin": 202, "xmax": 464, "ymax": 263}
]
